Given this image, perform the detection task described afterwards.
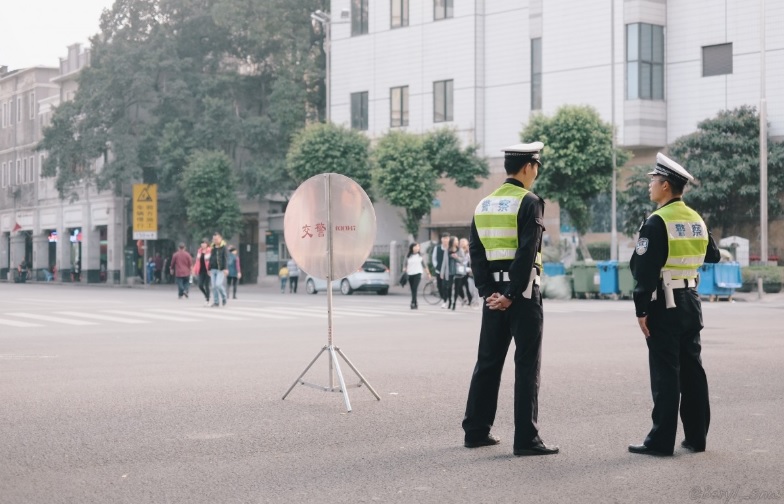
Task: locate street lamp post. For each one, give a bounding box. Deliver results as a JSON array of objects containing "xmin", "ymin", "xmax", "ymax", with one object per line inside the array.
[
  {"xmin": 759, "ymin": 0, "xmax": 768, "ymax": 267},
  {"xmin": 610, "ymin": 0, "xmax": 618, "ymax": 261},
  {"xmin": 311, "ymin": 10, "xmax": 331, "ymax": 123}
]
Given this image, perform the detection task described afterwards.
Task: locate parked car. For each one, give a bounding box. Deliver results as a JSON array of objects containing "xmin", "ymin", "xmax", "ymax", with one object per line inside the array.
[{"xmin": 305, "ymin": 258, "xmax": 390, "ymax": 295}]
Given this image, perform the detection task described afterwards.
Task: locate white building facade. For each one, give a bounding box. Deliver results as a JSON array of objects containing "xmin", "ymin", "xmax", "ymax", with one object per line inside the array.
[{"xmin": 329, "ymin": 0, "xmax": 784, "ymax": 251}]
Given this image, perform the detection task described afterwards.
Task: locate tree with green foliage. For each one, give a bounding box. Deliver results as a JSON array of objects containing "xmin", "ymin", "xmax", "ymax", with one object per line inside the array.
[
  {"xmin": 180, "ymin": 150, "xmax": 243, "ymax": 241},
  {"xmin": 285, "ymin": 122, "xmax": 373, "ymax": 194},
  {"xmin": 618, "ymin": 166, "xmax": 655, "ymax": 237},
  {"xmin": 37, "ymin": 0, "xmax": 324, "ymax": 238},
  {"xmin": 667, "ymin": 106, "xmax": 784, "ymax": 235},
  {"xmin": 521, "ymin": 105, "xmax": 631, "ymax": 237},
  {"xmin": 619, "ymin": 106, "xmax": 784, "ymax": 238},
  {"xmin": 373, "ymin": 128, "xmax": 489, "ymax": 238}
]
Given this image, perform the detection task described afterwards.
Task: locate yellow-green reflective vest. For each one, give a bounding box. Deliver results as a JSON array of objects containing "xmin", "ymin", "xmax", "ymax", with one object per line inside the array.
[
  {"xmin": 474, "ymin": 183, "xmax": 543, "ymax": 269},
  {"xmin": 651, "ymin": 201, "xmax": 709, "ymax": 280}
]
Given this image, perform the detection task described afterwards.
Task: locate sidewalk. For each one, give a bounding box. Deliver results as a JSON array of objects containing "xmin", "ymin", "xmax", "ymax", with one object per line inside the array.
[
  {"xmin": 5, "ymin": 276, "xmax": 784, "ymax": 303},
  {"xmin": 722, "ymin": 289, "xmax": 784, "ymax": 304},
  {"xmin": 0, "ymin": 275, "xmax": 282, "ymax": 291}
]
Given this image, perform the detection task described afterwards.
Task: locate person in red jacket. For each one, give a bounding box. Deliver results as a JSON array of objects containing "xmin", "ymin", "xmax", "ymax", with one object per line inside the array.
[{"xmin": 170, "ymin": 243, "xmax": 194, "ymax": 299}]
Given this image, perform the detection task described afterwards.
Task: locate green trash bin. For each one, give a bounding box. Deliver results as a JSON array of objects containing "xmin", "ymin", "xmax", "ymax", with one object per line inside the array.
[
  {"xmin": 571, "ymin": 262, "xmax": 599, "ymax": 298},
  {"xmin": 618, "ymin": 261, "xmax": 634, "ymax": 298}
]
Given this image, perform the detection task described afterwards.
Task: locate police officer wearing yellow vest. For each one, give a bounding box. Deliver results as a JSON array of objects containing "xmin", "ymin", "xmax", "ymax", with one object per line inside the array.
[
  {"xmin": 462, "ymin": 142, "xmax": 559, "ymax": 456},
  {"xmin": 628, "ymin": 153, "xmax": 721, "ymax": 457}
]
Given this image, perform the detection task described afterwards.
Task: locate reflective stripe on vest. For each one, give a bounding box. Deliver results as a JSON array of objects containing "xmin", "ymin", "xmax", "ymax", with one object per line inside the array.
[
  {"xmin": 651, "ymin": 201, "xmax": 709, "ymax": 280},
  {"xmin": 474, "ymin": 184, "xmax": 543, "ymax": 268}
]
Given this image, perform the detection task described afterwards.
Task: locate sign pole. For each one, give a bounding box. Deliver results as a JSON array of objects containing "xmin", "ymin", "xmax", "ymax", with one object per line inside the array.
[{"xmin": 144, "ymin": 239, "xmax": 148, "ymax": 287}]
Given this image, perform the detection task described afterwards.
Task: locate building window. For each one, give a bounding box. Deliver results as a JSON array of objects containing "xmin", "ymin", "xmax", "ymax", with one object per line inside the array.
[
  {"xmin": 1, "ymin": 162, "xmax": 6, "ymax": 187},
  {"xmin": 23, "ymin": 158, "xmax": 28, "ymax": 184},
  {"xmin": 29, "ymin": 92, "xmax": 36, "ymax": 119},
  {"xmin": 1, "ymin": 102, "xmax": 6, "ymax": 128},
  {"xmin": 434, "ymin": 0, "xmax": 453, "ymax": 20},
  {"xmin": 351, "ymin": 91, "xmax": 369, "ymax": 130},
  {"xmin": 626, "ymin": 23, "xmax": 664, "ymax": 100},
  {"xmin": 433, "ymin": 80, "xmax": 453, "ymax": 122},
  {"xmin": 16, "ymin": 159, "xmax": 22, "ymax": 185},
  {"xmin": 28, "ymin": 156, "xmax": 35, "ymax": 183},
  {"xmin": 531, "ymin": 38, "xmax": 542, "ymax": 110},
  {"xmin": 391, "ymin": 0, "xmax": 409, "ymax": 28},
  {"xmin": 17, "ymin": 97, "xmax": 22, "ymax": 123},
  {"xmin": 703, "ymin": 43, "xmax": 733, "ymax": 77},
  {"xmin": 390, "ymin": 86, "xmax": 409, "ymax": 127},
  {"xmin": 352, "ymin": 0, "xmax": 369, "ymax": 36},
  {"xmin": 40, "ymin": 155, "xmax": 46, "ymax": 180}
]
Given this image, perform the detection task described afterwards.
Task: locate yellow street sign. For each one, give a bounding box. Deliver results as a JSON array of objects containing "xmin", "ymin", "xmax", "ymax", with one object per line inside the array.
[{"xmin": 133, "ymin": 183, "xmax": 158, "ymax": 239}]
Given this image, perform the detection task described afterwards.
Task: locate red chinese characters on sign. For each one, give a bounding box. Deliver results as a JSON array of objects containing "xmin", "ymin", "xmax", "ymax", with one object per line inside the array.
[
  {"xmin": 301, "ymin": 222, "xmax": 328, "ymax": 239},
  {"xmin": 301, "ymin": 222, "xmax": 358, "ymax": 238}
]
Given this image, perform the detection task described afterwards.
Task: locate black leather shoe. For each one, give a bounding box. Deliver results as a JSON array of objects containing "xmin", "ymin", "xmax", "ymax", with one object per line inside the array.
[
  {"xmin": 681, "ymin": 440, "xmax": 705, "ymax": 452},
  {"xmin": 513, "ymin": 443, "xmax": 559, "ymax": 456},
  {"xmin": 628, "ymin": 444, "xmax": 672, "ymax": 456},
  {"xmin": 464, "ymin": 434, "xmax": 501, "ymax": 448}
]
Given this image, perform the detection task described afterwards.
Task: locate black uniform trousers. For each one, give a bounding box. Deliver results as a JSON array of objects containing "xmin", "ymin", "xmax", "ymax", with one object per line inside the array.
[
  {"xmin": 462, "ymin": 284, "xmax": 543, "ymax": 449},
  {"xmin": 644, "ymin": 287, "xmax": 710, "ymax": 454}
]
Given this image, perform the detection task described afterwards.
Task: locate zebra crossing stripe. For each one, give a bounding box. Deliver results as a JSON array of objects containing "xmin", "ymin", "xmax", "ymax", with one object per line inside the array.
[
  {"xmin": 222, "ymin": 307, "xmax": 296, "ymax": 319},
  {"xmin": 56, "ymin": 311, "xmax": 149, "ymax": 324},
  {"xmin": 13, "ymin": 313, "xmax": 98, "ymax": 326},
  {"xmin": 332, "ymin": 307, "xmax": 426, "ymax": 316},
  {"xmin": 296, "ymin": 307, "xmax": 377, "ymax": 318},
  {"xmin": 0, "ymin": 317, "xmax": 43, "ymax": 328},
  {"xmin": 103, "ymin": 310, "xmax": 196, "ymax": 323},
  {"xmin": 252, "ymin": 308, "xmax": 332, "ymax": 319},
  {"xmin": 150, "ymin": 308, "xmax": 248, "ymax": 321}
]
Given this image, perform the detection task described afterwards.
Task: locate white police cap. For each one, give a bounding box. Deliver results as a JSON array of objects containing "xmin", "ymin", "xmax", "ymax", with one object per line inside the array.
[
  {"xmin": 647, "ymin": 153, "xmax": 694, "ymax": 185},
  {"xmin": 502, "ymin": 141, "xmax": 544, "ymax": 160}
]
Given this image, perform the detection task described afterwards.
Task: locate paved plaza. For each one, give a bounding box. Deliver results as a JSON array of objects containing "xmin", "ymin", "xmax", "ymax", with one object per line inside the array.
[{"xmin": 1, "ymin": 283, "xmax": 782, "ymax": 503}]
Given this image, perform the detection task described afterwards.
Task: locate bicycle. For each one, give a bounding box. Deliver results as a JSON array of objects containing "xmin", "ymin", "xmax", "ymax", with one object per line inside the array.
[{"xmin": 422, "ymin": 278, "xmax": 442, "ymax": 305}]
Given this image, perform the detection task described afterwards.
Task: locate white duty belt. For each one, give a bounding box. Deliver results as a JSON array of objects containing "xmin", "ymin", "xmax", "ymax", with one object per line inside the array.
[
  {"xmin": 650, "ymin": 270, "xmax": 698, "ymax": 309},
  {"xmin": 493, "ymin": 268, "xmax": 541, "ymax": 299}
]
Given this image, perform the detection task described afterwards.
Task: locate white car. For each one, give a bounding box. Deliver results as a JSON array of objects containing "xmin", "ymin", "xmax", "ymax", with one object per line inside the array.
[{"xmin": 305, "ymin": 259, "xmax": 390, "ymax": 295}]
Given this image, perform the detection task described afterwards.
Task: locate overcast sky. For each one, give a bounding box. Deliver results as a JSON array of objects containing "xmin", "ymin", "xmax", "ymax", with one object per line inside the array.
[{"xmin": 1, "ymin": 0, "xmax": 115, "ymax": 70}]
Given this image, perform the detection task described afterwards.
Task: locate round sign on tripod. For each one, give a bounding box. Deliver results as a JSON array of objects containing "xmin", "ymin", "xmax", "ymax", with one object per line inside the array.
[
  {"xmin": 283, "ymin": 173, "xmax": 376, "ymax": 280},
  {"xmin": 281, "ymin": 173, "xmax": 380, "ymax": 412}
]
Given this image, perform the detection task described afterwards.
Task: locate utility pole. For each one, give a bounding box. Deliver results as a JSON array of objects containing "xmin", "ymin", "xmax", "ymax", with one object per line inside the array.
[
  {"xmin": 759, "ymin": 0, "xmax": 768, "ymax": 266},
  {"xmin": 610, "ymin": 0, "xmax": 618, "ymax": 261}
]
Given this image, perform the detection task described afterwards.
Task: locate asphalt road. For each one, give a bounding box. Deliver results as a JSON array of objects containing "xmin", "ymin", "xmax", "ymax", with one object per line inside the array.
[{"xmin": 1, "ymin": 283, "xmax": 782, "ymax": 504}]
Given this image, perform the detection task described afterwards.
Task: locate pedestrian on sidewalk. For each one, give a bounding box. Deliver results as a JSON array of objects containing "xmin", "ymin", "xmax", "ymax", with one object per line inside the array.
[
  {"xmin": 193, "ymin": 239, "xmax": 212, "ymax": 306},
  {"xmin": 227, "ymin": 246, "xmax": 241, "ymax": 299},
  {"xmin": 431, "ymin": 232, "xmax": 450, "ymax": 308},
  {"xmin": 287, "ymin": 258, "xmax": 300, "ymax": 294},
  {"xmin": 16, "ymin": 260, "xmax": 29, "ymax": 283},
  {"xmin": 403, "ymin": 243, "xmax": 429, "ymax": 309},
  {"xmin": 153, "ymin": 253, "xmax": 163, "ymax": 284},
  {"xmin": 209, "ymin": 232, "xmax": 229, "ymax": 307},
  {"xmin": 170, "ymin": 243, "xmax": 193, "ymax": 299},
  {"xmin": 444, "ymin": 236, "xmax": 460, "ymax": 310},
  {"xmin": 146, "ymin": 257, "xmax": 155, "ymax": 285},
  {"xmin": 459, "ymin": 238, "xmax": 476, "ymax": 306},
  {"xmin": 278, "ymin": 264, "xmax": 289, "ymax": 293}
]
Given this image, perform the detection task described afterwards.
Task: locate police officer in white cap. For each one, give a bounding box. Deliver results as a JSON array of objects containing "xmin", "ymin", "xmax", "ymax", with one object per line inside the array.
[
  {"xmin": 628, "ymin": 153, "xmax": 720, "ymax": 456},
  {"xmin": 462, "ymin": 141, "xmax": 559, "ymax": 456}
]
